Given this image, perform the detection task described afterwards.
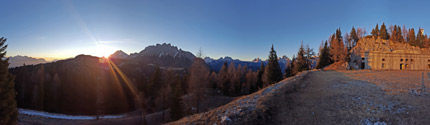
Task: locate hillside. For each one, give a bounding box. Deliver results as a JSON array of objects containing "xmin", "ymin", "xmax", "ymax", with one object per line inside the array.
[
  {"xmin": 170, "ymin": 70, "xmax": 430, "ymax": 124},
  {"xmin": 169, "ymin": 71, "xmax": 311, "ymax": 124},
  {"xmin": 9, "ymin": 43, "xmax": 196, "ymax": 116}
]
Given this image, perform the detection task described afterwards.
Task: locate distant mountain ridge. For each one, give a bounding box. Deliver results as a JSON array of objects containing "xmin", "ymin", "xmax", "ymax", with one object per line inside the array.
[
  {"xmin": 109, "ymin": 43, "xmax": 196, "ymax": 69},
  {"xmin": 137, "ymin": 43, "xmax": 195, "ymax": 60},
  {"xmin": 204, "ymin": 56, "xmax": 291, "ymax": 73},
  {"xmin": 7, "ymin": 55, "xmax": 48, "ymax": 68}
]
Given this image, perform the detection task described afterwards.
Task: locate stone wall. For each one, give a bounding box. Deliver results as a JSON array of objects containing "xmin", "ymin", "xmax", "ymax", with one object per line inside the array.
[{"xmin": 350, "ymin": 38, "xmax": 430, "ymax": 70}]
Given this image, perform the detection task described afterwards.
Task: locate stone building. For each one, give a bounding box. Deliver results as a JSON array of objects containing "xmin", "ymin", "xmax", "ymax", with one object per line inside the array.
[{"xmin": 349, "ymin": 38, "xmax": 430, "ymax": 70}]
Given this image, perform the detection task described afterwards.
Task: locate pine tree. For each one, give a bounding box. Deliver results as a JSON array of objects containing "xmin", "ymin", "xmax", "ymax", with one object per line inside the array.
[
  {"xmin": 292, "ymin": 43, "xmax": 307, "ymax": 75},
  {"xmin": 350, "ymin": 27, "xmax": 359, "ymax": 47},
  {"xmin": 305, "ymin": 45, "xmax": 315, "ymax": 69},
  {"xmin": 408, "ymin": 28, "xmax": 417, "ymax": 46},
  {"xmin": 0, "ymin": 37, "xmax": 17, "ymax": 125},
  {"xmin": 284, "ymin": 63, "xmax": 293, "ymax": 78},
  {"xmin": 290, "ymin": 56, "xmax": 296, "ymax": 75},
  {"xmin": 397, "ymin": 26, "xmax": 404, "ymax": 42},
  {"xmin": 380, "ymin": 23, "xmax": 390, "ymax": 40},
  {"xmin": 317, "ymin": 41, "xmax": 331, "ymax": 69},
  {"xmin": 256, "ymin": 62, "xmax": 265, "ymax": 89},
  {"xmin": 390, "ymin": 25, "xmax": 399, "ymax": 41},
  {"xmin": 371, "ymin": 24, "xmax": 379, "ymax": 39},
  {"xmin": 264, "ymin": 45, "xmax": 283, "ymax": 85}
]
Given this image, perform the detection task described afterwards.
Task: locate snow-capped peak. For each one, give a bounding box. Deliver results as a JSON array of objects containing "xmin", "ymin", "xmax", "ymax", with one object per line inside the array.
[
  {"xmin": 204, "ymin": 57, "xmax": 215, "ymax": 63},
  {"xmin": 252, "ymin": 57, "xmax": 263, "ymax": 63}
]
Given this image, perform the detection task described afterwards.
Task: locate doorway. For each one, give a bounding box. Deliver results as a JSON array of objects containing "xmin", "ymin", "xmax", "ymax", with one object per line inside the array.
[
  {"xmin": 361, "ymin": 63, "xmax": 365, "ymax": 69},
  {"xmin": 400, "ymin": 64, "xmax": 404, "ymax": 70}
]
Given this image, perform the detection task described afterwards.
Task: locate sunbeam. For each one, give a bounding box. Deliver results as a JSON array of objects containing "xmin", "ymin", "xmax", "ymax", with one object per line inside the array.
[{"xmin": 107, "ymin": 59, "xmax": 139, "ymax": 98}]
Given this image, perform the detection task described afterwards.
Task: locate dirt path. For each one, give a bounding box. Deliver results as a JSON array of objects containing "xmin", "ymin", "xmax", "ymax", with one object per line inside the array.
[{"xmin": 272, "ymin": 71, "xmax": 430, "ymax": 124}]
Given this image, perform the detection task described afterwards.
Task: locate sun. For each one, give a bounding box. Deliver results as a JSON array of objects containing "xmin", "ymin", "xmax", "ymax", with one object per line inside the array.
[{"xmin": 93, "ymin": 42, "xmax": 115, "ymax": 58}]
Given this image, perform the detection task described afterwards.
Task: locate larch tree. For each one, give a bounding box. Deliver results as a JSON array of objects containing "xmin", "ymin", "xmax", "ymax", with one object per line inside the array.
[
  {"xmin": 244, "ymin": 70, "xmax": 257, "ymax": 94},
  {"xmin": 397, "ymin": 26, "xmax": 404, "ymax": 42},
  {"xmin": 187, "ymin": 58, "xmax": 210, "ymax": 113},
  {"xmin": 156, "ymin": 83, "xmax": 172, "ymax": 122},
  {"xmin": 390, "ymin": 25, "xmax": 399, "ymax": 42},
  {"xmin": 218, "ymin": 62, "xmax": 230, "ymax": 96},
  {"xmin": 147, "ymin": 65, "xmax": 161, "ymax": 112},
  {"xmin": 209, "ymin": 71, "xmax": 218, "ymax": 89},
  {"xmin": 329, "ymin": 29, "xmax": 348, "ymax": 62},
  {"xmin": 408, "ymin": 28, "xmax": 417, "ymax": 46},
  {"xmin": 292, "ymin": 42, "xmax": 307, "ymax": 75},
  {"xmin": 264, "ymin": 45, "xmax": 283, "ymax": 85},
  {"xmin": 0, "ymin": 37, "xmax": 17, "ymax": 125},
  {"xmin": 170, "ymin": 77, "xmax": 184, "ymax": 121},
  {"xmin": 230, "ymin": 63, "xmax": 241, "ymax": 95}
]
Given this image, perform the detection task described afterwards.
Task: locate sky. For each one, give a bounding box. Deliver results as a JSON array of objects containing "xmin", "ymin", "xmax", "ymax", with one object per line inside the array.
[{"xmin": 2, "ymin": 0, "xmax": 430, "ymax": 61}]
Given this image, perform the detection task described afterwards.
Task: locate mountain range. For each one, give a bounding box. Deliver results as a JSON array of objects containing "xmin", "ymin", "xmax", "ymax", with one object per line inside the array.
[
  {"xmin": 6, "ymin": 55, "xmax": 48, "ymax": 68},
  {"xmin": 204, "ymin": 56, "xmax": 291, "ymax": 73}
]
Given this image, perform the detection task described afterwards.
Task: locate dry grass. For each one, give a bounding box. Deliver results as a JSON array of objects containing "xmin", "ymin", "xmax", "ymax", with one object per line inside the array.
[{"xmin": 342, "ymin": 70, "xmax": 430, "ymax": 94}]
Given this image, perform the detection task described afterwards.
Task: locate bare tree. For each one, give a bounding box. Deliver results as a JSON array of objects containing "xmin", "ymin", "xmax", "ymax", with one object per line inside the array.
[
  {"xmin": 344, "ymin": 33, "xmax": 352, "ymax": 51},
  {"xmin": 196, "ymin": 47, "xmax": 204, "ymax": 59},
  {"xmin": 402, "ymin": 25, "xmax": 408, "ymax": 41},
  {"xmin": 388, "ymin": 24, "xmax": 394, "ymax": 34},
  {"xmin": 356, "ymin": 28, "xmax": 367, "ymax": 39},
  {"xmin": 244, "ymin": 70, "xmax": 258, "ymax": 94}
]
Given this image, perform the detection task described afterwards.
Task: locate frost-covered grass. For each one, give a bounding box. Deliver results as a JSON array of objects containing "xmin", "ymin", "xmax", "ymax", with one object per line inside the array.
[{"xmin": 19, "ymin": 108, "xmax": 126, "ymax": 120}]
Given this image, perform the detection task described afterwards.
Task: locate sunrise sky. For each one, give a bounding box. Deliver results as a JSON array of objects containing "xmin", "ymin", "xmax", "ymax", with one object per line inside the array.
[{"xmin": 2, "ymin": 0, "xmax": 430, "ymax": 61}]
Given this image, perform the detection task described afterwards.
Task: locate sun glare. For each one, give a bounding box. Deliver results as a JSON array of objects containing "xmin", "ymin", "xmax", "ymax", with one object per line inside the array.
[{"xmin": 93, "ymin": 41, "xmax": 115, "ymax": 58}]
